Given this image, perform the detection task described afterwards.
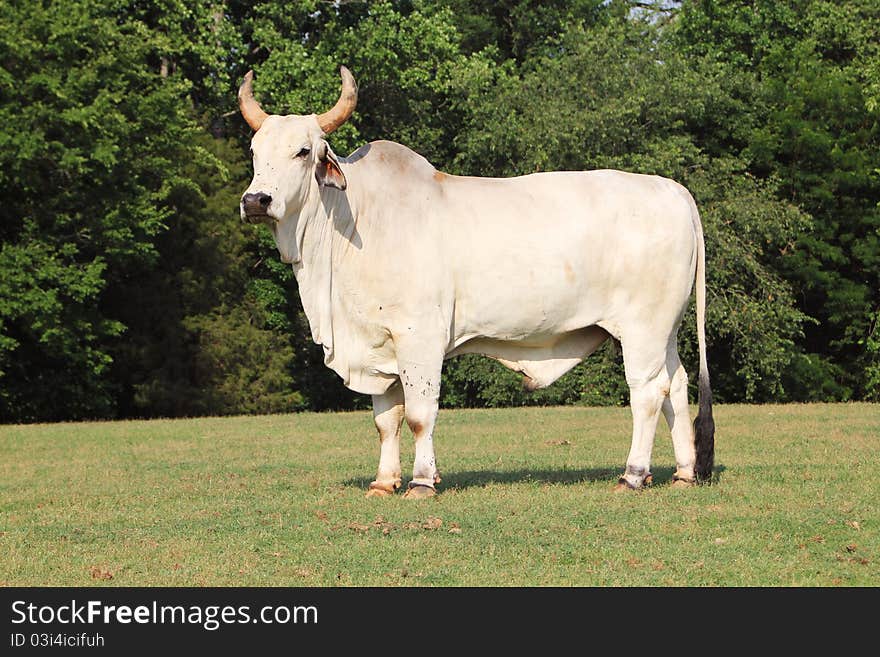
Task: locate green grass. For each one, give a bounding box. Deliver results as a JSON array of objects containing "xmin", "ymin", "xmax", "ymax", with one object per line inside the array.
[{"xmin": 1, "ymin": 404, "xmax": 877, "ymax": 586}]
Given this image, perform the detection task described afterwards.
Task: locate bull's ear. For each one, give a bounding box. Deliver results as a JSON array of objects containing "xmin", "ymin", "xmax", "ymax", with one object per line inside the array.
[{"xmin": 315, "ymin": 141, "xmax": 347, "ymax": 191}]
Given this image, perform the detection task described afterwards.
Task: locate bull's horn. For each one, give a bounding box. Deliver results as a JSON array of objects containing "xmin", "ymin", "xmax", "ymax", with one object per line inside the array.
[
  {"xmin": 316, "ymin": 66, "xmax": 358, "ymax": 134},
  {"xmin": 238, "ymin": 70, "xmax": 269, "ymax": 132}
]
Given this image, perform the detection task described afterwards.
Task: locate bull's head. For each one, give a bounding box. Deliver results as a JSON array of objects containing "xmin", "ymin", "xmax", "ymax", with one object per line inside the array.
[{"xmin": 239, "ymin": 67, "xmax": 357, "ymax": 262}]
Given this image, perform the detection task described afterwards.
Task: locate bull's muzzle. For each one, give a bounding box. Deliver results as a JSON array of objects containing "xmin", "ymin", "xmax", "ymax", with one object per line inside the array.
[{"xmin": 241, "ymin": 192, "xmax": 273, "ymax": 223}]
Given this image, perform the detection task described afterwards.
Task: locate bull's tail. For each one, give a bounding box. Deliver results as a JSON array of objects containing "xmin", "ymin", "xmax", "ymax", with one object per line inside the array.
[{"xmin": 691, "ymin": 204, "xmax": 715, "ymax": 483}]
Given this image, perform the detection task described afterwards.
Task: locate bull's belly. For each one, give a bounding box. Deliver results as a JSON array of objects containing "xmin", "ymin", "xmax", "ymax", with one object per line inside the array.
[
  {"xmin": 454, "ymin": 284, "xmax": 603, "ymax": 341},
  {"xmin": 447, "ymin": 326, "xmax": 610, "ymax": 389}
]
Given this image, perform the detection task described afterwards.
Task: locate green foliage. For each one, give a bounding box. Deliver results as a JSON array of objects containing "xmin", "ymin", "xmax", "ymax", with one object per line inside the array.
[
  {"xmin": 675, "ymin": 0, "xmax": 880, "ymax": 399},
  {"xmin": 181, "ymin": 305, "xmax": 303, "ymax": 415},
  {"xmin": 683, "ymin": 162, "xmax": 812, "ymax": 401},
  {"xmin": 0, "ymin": 241, "xmax": 121, "ymax": 420},
  {"xmin": 864, "ymin": 310, "xmax": 880, "ymax": 402},
  {"xmin": 420, "ymin": 0, "xmax": 606, "ymax": 60},
  {"xmin": 0, "ymin": 0, "xmax": 208, "ymax": 420},
  {"xmin": 441, "ymin": 342, "xmax": 629, "ymax": 409},
  {"xmin": 106, "ymin": 134, "xmax": 307, "ymax": 418},
  {"xmin": 1, "ymin": 0, "xmax": 877, "ymax": 419},
  {"xmin": 248, "ymin": 1, "xmax": 470, "ymax": 164}
]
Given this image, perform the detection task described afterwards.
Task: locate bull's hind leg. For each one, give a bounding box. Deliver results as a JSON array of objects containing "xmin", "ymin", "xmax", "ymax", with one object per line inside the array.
[
  {"xmin": 616, "ymin": 334, "xmax": 671, "ymax": 491},
  {"xmin": 661, "ymin": 350, "xmax": 697, "ymax": 487},
  {"xmin": 367, "ymin": 383, "xmax": 405, "ymax": 497}
]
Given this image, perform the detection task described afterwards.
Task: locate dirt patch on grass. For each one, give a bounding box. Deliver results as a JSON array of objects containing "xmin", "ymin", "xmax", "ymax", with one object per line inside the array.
[{"xmin": 343, "ymin": 515, "xmax": 455, "ymax": 535}]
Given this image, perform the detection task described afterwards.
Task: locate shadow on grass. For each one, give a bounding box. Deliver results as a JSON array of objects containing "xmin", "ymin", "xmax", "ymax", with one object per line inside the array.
[
  {"xmin": 443, "ymin": 466, "xmax": 650, "ymax": 490},
  {"xmin": 344, "ymin": 463, "xmax": 725, "ymax": 491}
]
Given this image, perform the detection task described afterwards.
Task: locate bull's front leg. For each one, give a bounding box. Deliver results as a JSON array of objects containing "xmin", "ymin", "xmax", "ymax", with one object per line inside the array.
[
  {"xmin": 366, "ymin": 382, "xmax": 405, "ymax": 497},
  {"xmin": 397, "ymin": 349, "xmax": 444, "ymax": 499}
]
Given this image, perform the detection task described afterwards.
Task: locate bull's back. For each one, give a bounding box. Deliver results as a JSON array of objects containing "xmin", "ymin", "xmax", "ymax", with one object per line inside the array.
[{"xmin": 435, "ymin": 169, "xmax": 697, "ymax": 339}]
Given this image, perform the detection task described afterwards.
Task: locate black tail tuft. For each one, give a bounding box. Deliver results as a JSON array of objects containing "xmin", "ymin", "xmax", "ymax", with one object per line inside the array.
[{"xmin": 694, "ymin": 372, "xmax": 715, "ymax": 483}]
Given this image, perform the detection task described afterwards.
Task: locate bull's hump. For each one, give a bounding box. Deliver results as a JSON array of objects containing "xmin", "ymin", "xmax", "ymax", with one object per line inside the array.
[{"xmin": 346, "ymin": 140, "xmax": 439, "ymax": 179}]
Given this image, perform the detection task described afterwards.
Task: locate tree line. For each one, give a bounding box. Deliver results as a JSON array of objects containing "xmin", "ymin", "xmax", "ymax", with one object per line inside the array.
[{"xmin": 1, "ymin": 0, "xmax": 878, "ymax": 422}]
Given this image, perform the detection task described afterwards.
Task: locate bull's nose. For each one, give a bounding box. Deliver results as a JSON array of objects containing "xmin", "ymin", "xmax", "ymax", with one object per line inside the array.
[{"xmin": 241, "ymin": 192, "xmax": 272, "ymax": 219}]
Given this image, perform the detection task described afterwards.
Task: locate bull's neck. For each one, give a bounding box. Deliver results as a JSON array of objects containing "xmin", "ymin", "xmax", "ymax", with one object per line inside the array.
[
  {"xmin": 294, "ymin": 179, "xmax": 359, "ymax": 276},
  {"xmin": 289, "ymin": 181, "xmax": 359, "ymax": 353}
]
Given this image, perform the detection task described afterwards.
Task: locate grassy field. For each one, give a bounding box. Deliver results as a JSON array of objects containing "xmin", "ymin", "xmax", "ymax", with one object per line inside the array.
[{"xmin": 0, "ymin": 403, "xmax": 877, "ymax": 586}]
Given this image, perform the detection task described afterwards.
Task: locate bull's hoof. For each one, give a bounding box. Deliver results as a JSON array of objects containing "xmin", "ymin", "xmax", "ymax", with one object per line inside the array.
[
  {"xmin": 403, "ymin": 483, "xmax": 436, "ymax": 499},
  {"xmin": 670, "ymin": 476, "xmax": 696, "ymax": 489},
  {"xmin": 613, "ymin": 472, "xmax": 652, "ymax": 492},
  {"xmin": 613, "ymin": 477, "xmax": 639, "ymax": 493},
  {"xmin": 366, "ymin": 480, "xmax": 400, "ymax": 497},
  {"xmin": 366, "ymin": 487, "xmax": 394, "ymax": 498}
]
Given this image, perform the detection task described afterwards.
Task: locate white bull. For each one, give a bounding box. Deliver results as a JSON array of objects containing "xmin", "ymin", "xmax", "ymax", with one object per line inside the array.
[{"xmin": 238, "ymin": 67, "xmax": 714, "ymax": 497}]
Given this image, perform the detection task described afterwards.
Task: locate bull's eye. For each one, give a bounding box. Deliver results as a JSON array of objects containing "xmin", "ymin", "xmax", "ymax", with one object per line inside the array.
[{"xmin": 295, "ymin": 146, "xmax": 311, "ymax": 158}]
